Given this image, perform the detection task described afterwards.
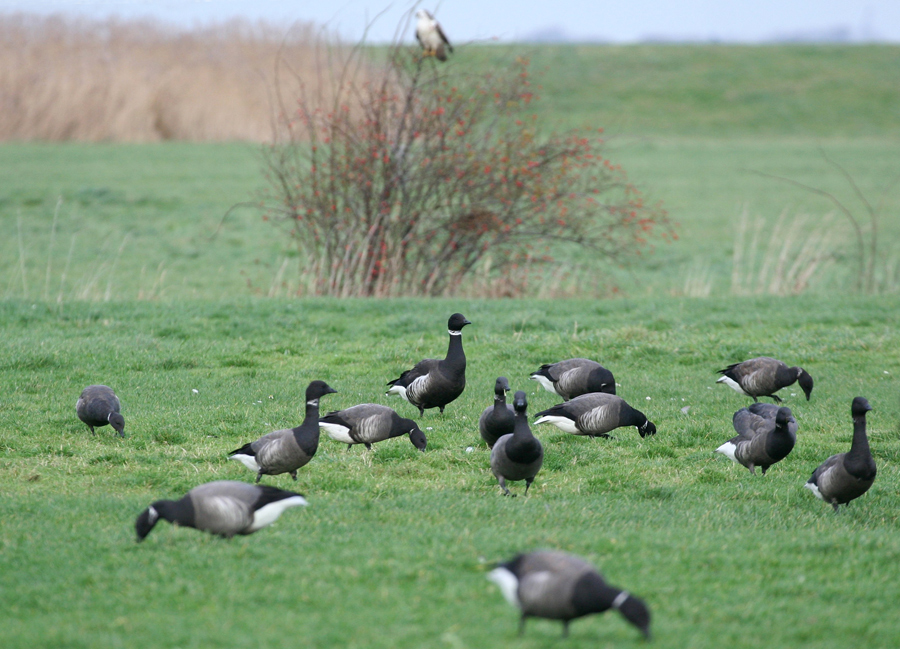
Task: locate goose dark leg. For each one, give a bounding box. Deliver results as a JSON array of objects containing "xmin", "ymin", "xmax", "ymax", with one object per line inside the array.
[
  {"xmin": 418, "ymin": 406, "xmax": 425, "ymax": 416},
  {"xmin": 518, "ymin": 614, "xmax": 528, "ymax": 636},
  {"xmin": 346, "ymin": 444, "xmax": 353, "ymax": 451},
  {"xmin": 524, "ymin": 478, "xmax": 534, "ymax": 496},
  {"xmin": 365, "ymin": 443, "xmax": 372, "ymax": 451},
  {"xmin": 770, "ymin": 394, "xmax": 783, "ymax": 403},
  {"xmin": 439, "ymin": 406, "xmax": 445, "ymax": 413},
  {"xmin": 255, "ymin": 471, "xmax": 263, "ymax": 484},
  {"xmin": 832, "ymin": 502, "xmax": 841, "ymax": 513},
  {"xmin": 88, "ymin": 426, "xmax": 95, "ymax": 435},
  {"xmin": 752, "ymin": 396, "xmax": 759, "ymax": 403},
  {"xmin": 562, "ymin": 620, "xmax": 570, "ymax": 638},
  {"xmin": 498, "ymin": 477, "xmax": 513, "ymax": 497},
  {"xmin": 289, "ymin": 470, "xmax": 298, "ymax": 481}
]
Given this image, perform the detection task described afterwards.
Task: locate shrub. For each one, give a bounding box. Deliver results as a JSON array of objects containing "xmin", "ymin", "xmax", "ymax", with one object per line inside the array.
[{"xmin": 261, "ymin": 21, "xmax": 674, "ymax": 297}]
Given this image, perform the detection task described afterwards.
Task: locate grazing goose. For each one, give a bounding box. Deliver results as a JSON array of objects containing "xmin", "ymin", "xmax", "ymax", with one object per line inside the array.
[
  {"xmin": 386, "ymin": 313, "xmax": 471, "ymax": 415},
  {"xmin": 805, "ymin": 397, "xmax": 876, "ymax": 512},
  {"xmin": 488, "ymin": 550, "xmax": 651, "ymax": 639},
  {"xmin": 715, "ymin": 404, "xmax": 797, "ymax": 475},
  {"xmin": 319, "ymin": 403, "xmax": 427, "ymax": 451},
  {"xmin": 716, "ymin": 356, "xmax": 813, "ymax": 403},
  {"xmin": 490, "ymin": 391, "xmax": 543, "ymax": 496},
  {"xmin": 479, "ymin": 377, "xmax": 515, "ymax": 448},
  {"xmin": 135, "ymin": 480, "xmax": 307, "ymax": 541},
  {"xmin": 530, "ymin": 358, "xmax": 616, "ymax": 401},
  {"xmin": 229, "ymin": 380, "xmax": 337, "ymax": 483},
  {"xmin": 76, "ymin": 385, "xmax": 125, "ymax": 437},
  {"xmin": 534, "ymin": 393, "xmax": 656, "ymax": 439}
]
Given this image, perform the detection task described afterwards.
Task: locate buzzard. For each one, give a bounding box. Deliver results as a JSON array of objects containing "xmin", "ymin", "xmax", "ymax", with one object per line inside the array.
[{"xmin": 415, "ymin": 10, "xmax": 453, "ymax": 62}]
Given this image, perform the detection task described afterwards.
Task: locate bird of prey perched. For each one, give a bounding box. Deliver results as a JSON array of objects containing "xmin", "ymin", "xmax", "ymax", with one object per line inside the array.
[{"xmin": 415, "ymin": 10, "xmax": 453, "ymax": 61}]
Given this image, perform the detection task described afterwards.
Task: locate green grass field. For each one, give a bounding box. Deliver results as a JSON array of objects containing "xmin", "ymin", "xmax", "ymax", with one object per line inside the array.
[
  {"xmin": 2, "ymin": 297, "xmax": 899, "ymax": 648},
  {"xmin": 2, "ymin": 44, "xmax": 900, "ymax": 647}
]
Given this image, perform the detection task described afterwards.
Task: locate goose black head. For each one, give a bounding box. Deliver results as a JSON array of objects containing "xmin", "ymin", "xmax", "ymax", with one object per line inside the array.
[
  {"xmin": 797, "ymin": 369, "xmax": 814, "ymax": 400},
  {"xmin": 512, "ymin": 390, "xmax": 527, "ymax": 414},
  {"xmin": 639, "ymin": 419, "xmax": 657, "ymax": 438},
  {"xmin": 306, "ymin": 380, "xmax": 338, "ymax": 402},
  {"xmin": 851, "ymin": 396, "xmax": 873, "ymax": 419},
  {"xmin": 407, "ymin": 423, "xmax": 428, "ymax": 451},
  {"xmin": 495, "ymin": 376, "xmax": 510, "ymax": 396},
  {"xmin": 135, "ymin": 503, "xmax": 163, "ymax": 542},
  {"xmin": 448, "ymin": 313, "xmax": 471, "ymax": 333},
  {"xmin": 108, "ymin": 412, "xmax": 126, "ymax": 437},
  {"xmin": 618, "ymin": 593, "xmax": 652, "ymax": 640},
  {"xmin": 775, "ymin": 406, "xmax": 794, "ymax": 429}
]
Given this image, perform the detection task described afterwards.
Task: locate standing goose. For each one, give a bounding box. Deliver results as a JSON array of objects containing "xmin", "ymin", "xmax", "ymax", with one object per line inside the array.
[
  {"xmin": 488, "ymin": 550, "xmax": 651, "ymax": 639},
  {"xmin": 229, "ymin": 380, "xmax": 337, "ymax": 483},
  {"xmin": 715, "ymin": 404, "xmax": 797, "ymax": 475},
  {"xmin": 530, "ymin": 358, "xmax": 616, "ymax": 401},
  {"xmin": 805, "ymin": 397, "xmax": 876, "ymax": 512},
  {"xmin": 76, "ymin": 385, "xmax": 125, "ymax": 437},
  {"xmin": 533, "ymin": 393, "xmax": 656, "ymax": 439},
  {"xmin": 135, "ymin": 480, "xmax": 307, "ymax": 541},
  {"xmin": 386, "ymin": 313, "xmax": 471, "ymax": 415},
  {"xmin": 319, "ymin": 403, "xmax": 427, "ymax": 451},
  {"xmin": 490, "ymin": 391, "xmax": 543, "ymax": 496},
  {"xmin": 716, "ymin": 356, "xmax": 813, "ymax": 403},
  {"xmin": 479, "ymin": 377, "xmax": 515, "ymax": 448}
]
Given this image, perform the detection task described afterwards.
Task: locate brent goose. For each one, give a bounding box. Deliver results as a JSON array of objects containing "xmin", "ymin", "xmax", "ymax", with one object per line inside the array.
[
  {"xmin": 533, "ymin": 393, "xmax": 656, "ymax": 438},
  {"xmin": 716, "ymin": 356, "xmax": 813, "ymax": 403},
  {"xmin": 135, "ymin": 480, "xmax": 307, "ymax": 541},
  {"xmin": 76, "ymin": 385, "xmax": 125, "ymax": 437},
  {"xmin": 229, "ymin": 380, "xmax": 337, "ymax": 483},
  {"xmin": 530, "ymin": 358, "xmax": 616, "ymax": 400},
  {"xmin": 479, "ymin": 377, "xmax": 515, "ymax": 448},
  {"xmin": 319, "ymin": 403, "xmax": 426, "ymax": 451},
  {"xmin": 805, "ymin": 397, "xmax": 876, "ymax": 512},
  {"xmin": 490, "ymin": 391, "xmax": 543, "ymax": 496},
  {"xmin": 715, "ymin": 404, "xmax": 797, "ymax": 475},
  {"xmin": 386, "ymin": 313, "xmax": 471, "ymax": 415},
  {"xmin": 488, "ymin": 550, "xmax": 651, "ymax": 639}
]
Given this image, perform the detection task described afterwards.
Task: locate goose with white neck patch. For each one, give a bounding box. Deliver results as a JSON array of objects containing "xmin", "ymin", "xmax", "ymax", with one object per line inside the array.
[
  {"xmin": 76, "ymin": 385, "xmax": 125, "ymax": 437},
  {"xmin": 386, "ymin": 313, "xmax": 471, "ymax": 415},
  {"xmin": 488, "ymin": 550, "xmax": 651, "ymax": 639},
  {"xmin": 229, "ymin": 380, "xmax": 337, "ymax": 483},
  {"xmin": 135, "ymin": 480, "xmax": 307, "ymax": 541}
]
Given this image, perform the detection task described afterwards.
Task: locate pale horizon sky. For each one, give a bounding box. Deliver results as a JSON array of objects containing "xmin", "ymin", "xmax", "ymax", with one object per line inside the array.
[{"xmin": 2, "ymin": 1, "xmax": 898, "ymax": 44}]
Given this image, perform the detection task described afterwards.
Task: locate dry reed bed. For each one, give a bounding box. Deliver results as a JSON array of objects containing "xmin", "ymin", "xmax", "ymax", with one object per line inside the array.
[{"xmin": 0, "ymin": 14, "xmax": 349, "ymax": 142}]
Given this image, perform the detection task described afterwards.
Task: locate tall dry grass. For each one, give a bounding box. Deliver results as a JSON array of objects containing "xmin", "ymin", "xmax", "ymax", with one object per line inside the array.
[{"xmin": 0, "ymin": 13, "xmax": 340, "ymax": 142}]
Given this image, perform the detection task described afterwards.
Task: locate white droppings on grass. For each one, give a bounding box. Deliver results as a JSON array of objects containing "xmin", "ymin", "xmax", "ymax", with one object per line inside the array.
[
  {"xmin": 426, "ymin": 427, "xmax": 433, "ymax": 431},
  {"xmin": 681, "ymin": 406, "xmax": 691, "ymax": 415},
  {"xmin": 884, "ymin": 371, "xmax": 890, "ymax": 374},
  {"xmin": 465, "ymin": 447, "xmax": 474, "ymax": 453},
  {"xmin": 646, "ymin": 396, "xmax": 651, "ymax": 401},
  {"xmin": 791, "ymin": 393, "xmax": 797, "ymax": 397},
  {"xmin": 192, "ymin": 389, "xmax": 199, "ymax": 394},
  {"xmin": 268, "ymin": 395, "xmax": 274, "ymax": 399}
]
